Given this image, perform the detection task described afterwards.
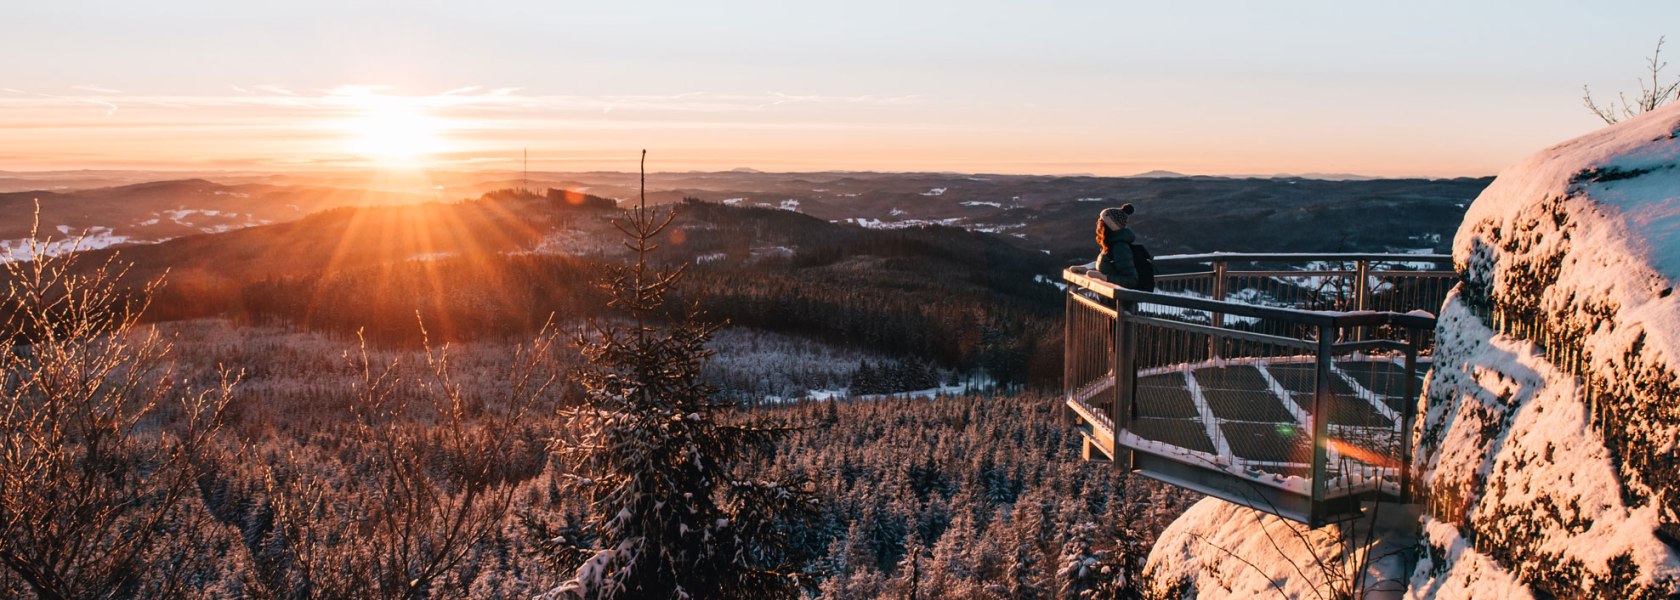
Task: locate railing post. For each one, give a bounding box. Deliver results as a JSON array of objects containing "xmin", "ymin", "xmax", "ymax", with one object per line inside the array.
[
  {"xmin": 1355, "ymin": 259, "xmax": 1370, "ymax": 311},
  {"xmin": 1354, "ymin": 259, "xmax": 1371, "ymax": 342},
  {"xmin": 1063, "ymin": 289, "xmax": 1074, "ymax": 427},
  {"xmin": 1399, "ymin": 327, "xmax": 1421, "ymax": 506},
  {"xmin": 1209, "ymin": 260, "xmax": 1227, "ymax": 359},
  {"xmin": 1114, "ymin": 301, "xmax": 1135, "ymax": 471},
  {"xmin": 1309, "ymin": 323, "xmax": 1335, "ymax": 527}
]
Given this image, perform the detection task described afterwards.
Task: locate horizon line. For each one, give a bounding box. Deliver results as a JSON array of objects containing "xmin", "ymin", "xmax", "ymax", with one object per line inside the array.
[{"xmin": 0, "ymin": 166, "xmax": 1497, "ymax": 182}]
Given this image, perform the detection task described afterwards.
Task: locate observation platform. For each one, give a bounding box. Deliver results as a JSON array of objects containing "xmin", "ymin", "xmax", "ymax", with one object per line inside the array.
[{"xmin": 1063, "ymin": 253, "xmax": 1454, "ymax": 526}]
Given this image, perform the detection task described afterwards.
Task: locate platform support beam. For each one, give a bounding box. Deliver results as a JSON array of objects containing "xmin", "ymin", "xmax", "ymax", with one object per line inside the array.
[
  {"xmin": 1114, "ymin": 303, "xmax": 1135, "ymax": 471},
  {"xmin": 1399, "ymin": 329, "xmax": 1421, "ymax": 506},
  {"xmin": 1310, "ymin": 324, "xmax": 1335, "ymax": 526},
  {"xmin": 1209, "ymin": 259, "xmax": 1227, "ymax": 358}
]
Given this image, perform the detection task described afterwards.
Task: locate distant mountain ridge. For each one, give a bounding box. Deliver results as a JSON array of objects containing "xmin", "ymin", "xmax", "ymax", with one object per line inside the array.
[{"xmin": 0, "ymin": 170, "xmax": 1489, "ymax": 265}]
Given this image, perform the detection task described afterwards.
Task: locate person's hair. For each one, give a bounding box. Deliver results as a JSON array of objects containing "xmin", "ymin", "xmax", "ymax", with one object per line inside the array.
[{"xmin": 1096, "ymin": 204, "xmax": 1134, "ymax": 251}]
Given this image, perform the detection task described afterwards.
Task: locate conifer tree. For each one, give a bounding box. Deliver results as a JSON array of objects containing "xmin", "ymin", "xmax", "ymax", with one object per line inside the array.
[
  {"xmin": 850, "ymin": 360, "xmax": 878, "ymax": 396},
  {"xmin": 885, "ymin": 528, "xmax": 931, "ymax": 599},
  {"xmin": 549, "ymin": 152, "xmax": 814, "ymax": 599}
]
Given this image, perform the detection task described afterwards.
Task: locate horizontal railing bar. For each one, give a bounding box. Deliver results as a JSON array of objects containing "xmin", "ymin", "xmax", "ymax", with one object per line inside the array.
[
  {"xmin": 1156, "ymin": 271, "xmax": 1216, "ymax": 280},
  {"xmin": 1122, "ymin": 291, "xmax": 1338, "ymax": 325},
  {"xmin": 1067, "ymin": 268, "xmax": 1338, "ymax": 325},
  {"xmin": 1217, "ymin": 269, "xmax": 1457, "ymax": 279},
  {"xmin": 1328, "ymin": 311, "xmax": 1439, "ymax": 330},
  {"xmin": 1368, "ymin": 270, "xmax": 1459, "ymax": 278},
  {"xmin": 1069, "ymin": 290, "xmax": 1118, "ymax": 319},
  {"xmin": 1127, "ymin": 314, "xmax": 1319, "ymax": 350},
  {"xmin": 1227, "ymin": 270, "xmax": 1357, "ymax": 278},
  {"xmin": 1165, "ymin": 269, "xmax": 1456, "ymax": 280},
  {"xmin": 1067, "ymin": 269, "xmax": 1440, "ymax": 330},
  {"xmin": 1332, "ymin": 339, "xmax": 1416, "ymax": 354},
  {"xmin": 1154, "ymin": 252, "xmax": 1453, "ymax": 264}
]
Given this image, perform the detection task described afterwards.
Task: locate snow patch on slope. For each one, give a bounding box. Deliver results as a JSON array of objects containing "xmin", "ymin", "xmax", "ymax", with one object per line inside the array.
[
  {"xmin": 841, "ymin": 217, "xmax": 965, "ymax": 230},
  {"xmin": 1, "ymin": 228, "xmax": 132, "ymax": 262}
]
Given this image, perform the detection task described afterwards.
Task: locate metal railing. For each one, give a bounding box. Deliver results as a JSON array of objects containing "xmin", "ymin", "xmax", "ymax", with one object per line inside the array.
[{"xmin": 1064, "ymin": 253, "xmax": 1453, "ymax": 526}]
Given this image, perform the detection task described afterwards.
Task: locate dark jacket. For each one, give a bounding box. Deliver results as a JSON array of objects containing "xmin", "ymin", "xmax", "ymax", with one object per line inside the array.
[{"xmin": 1097, "ymin": 225, "xmax": 1139, "ymax": 288}]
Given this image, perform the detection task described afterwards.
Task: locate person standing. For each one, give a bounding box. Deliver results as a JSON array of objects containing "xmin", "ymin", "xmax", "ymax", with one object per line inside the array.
[{"xmin": 1095, "ymin": 204, "xmax": 1139, "ymax": 288}]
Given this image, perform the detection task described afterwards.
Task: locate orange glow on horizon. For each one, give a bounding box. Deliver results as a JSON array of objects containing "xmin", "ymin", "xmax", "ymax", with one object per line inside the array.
[{"xmin": 0, "ymin": 86, "xmax": 1528, "ymax": 178}]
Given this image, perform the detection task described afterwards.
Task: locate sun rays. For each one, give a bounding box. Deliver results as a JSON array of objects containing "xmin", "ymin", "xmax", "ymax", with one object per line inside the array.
[{"xmin": 305, "ymin": 180, "xmax": 551, "ymax": 341}]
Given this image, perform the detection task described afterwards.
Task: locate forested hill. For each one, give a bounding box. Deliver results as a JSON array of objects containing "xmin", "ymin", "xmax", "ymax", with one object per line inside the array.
[
  {"xmin": 32, "ymin": 172, "xmax": 1484, "ymax": 389},
  {"xmin": 65, "ymin": 192, "xmax": 1067, "ymax": 387}
]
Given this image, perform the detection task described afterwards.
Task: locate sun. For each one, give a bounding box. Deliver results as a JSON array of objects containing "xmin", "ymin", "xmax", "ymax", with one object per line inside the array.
[{"xmin": 344, "ymin": 98, "xmax": 448, "ymax": 166}]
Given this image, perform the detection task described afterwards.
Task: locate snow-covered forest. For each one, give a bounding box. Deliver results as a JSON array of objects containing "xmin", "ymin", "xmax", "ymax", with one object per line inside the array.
[
  {"xmin": 0, "ymin": 309, "xmax": 1193, "ymax": 597},
  {"xmin": 0, "ymin": 180, "xmax": 1198, "ymax": 598}
]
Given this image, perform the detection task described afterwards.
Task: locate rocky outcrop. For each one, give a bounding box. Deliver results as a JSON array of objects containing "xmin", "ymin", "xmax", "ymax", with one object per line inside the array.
[
  {"xmin": 1144, "ymin": 105, "xmax": 1680, "ymax": 598},
  {"xmin": 1413, "ymin": 103, "xmax": 1680, "ymax": 598}
]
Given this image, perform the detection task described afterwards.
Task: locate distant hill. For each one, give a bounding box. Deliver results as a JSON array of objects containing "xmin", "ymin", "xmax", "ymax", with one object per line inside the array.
[
  {"xmin": 0, "ymin": 168, "xmax": 1495, "ymax": 388},
  {"xmin": 521, "ymin": 170, "xmax": 1487, "ymax": 261},
  {"xmin": 1, "ymin": 169, "xmax": 1488, "ymax": 273},
  {"xmin": 0, "ymin": 179, "xmax": 431, "ymax": 258}
]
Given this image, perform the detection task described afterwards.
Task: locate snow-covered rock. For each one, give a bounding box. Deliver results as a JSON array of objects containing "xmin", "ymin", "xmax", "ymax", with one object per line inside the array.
[
  {"xmin": 1413, "ymin": 102, "xmax": 1680, "ymax": 598},
  {"xmin": 1143, "ymin": 104, "xmax": 1680, "ymax": 598},
  {"xmin": 1411, "ymin": 291, "xmax": 1677, "ymax": 597},
  {"xmin": 1143, "ymin": 497, "xmax": 1414, "ymax": 598}
]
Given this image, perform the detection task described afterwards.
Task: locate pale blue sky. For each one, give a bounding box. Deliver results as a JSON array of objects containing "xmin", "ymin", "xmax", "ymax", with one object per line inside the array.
[{"xmin": 3, "ymin": 1, "xmax": 1677, "ymax": 176}]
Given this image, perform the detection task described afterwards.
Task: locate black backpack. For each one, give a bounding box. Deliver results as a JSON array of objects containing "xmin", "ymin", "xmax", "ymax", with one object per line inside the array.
[{"xmin": 1130, "ymin": 243, "xmax": 1155, "ymax": 292}]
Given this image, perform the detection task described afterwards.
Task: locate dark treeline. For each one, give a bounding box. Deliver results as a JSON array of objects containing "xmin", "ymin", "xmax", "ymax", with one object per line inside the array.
[
  {"xmin": 849, "ymin": 358, "xmax": 943, "ymax": 395},
  {"xmin": 672, "ymin": 200, "xmax": 1065, "ymax": 388},
  {"xmin": 678, "ymin": 268, "xmax": 1059, "ymax": 389}
]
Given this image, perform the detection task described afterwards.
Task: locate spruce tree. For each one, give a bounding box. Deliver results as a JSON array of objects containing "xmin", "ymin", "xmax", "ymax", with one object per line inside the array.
[
  {"xmin": 549, "ymin": 152, "xmax": 814, "ymax": 599},
  {"xmin": 850, "ymin": 360, "xmax": 878, "ymax": 396}
]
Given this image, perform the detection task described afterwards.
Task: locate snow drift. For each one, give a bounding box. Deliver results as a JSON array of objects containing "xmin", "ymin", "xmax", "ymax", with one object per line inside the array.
[{"xmin": 1144, "ymin": 104, "xmax": 1680, "ymax": 598}]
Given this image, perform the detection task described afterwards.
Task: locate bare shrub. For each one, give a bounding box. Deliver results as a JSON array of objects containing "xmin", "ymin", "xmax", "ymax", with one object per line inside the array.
[
  {"xmin": 0, "ymin": 214, "xmax": 235, "ymax": 598},
  {"xmin": 1584, "ymin": 36, "xmax": 1680, "ymax": 124},
  {"xmin": 260, "ymin": 320, "xmax": 561, "ymax": 599}
]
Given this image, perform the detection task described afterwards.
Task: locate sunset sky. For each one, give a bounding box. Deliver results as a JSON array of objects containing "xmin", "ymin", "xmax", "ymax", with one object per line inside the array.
[{"xmin": 3, "ymin": 1, "xmax": 1677, "ymax": 177}]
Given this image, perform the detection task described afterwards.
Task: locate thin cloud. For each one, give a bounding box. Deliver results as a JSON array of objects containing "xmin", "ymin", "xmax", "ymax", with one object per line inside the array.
[
  {"xmin": 320, "ymin": 84, "xmax": 395, "ymax": 97},
  {"xmin": 252, "ymin": 84, "xmax": 297, "ymax": 96},
  {"xmin": 0, "ymin": 88, "xmax": 924, "ymax": 118},
  {"xmin": 87, "ymin": 99, "xmax": 118, "ymax": 117}
]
